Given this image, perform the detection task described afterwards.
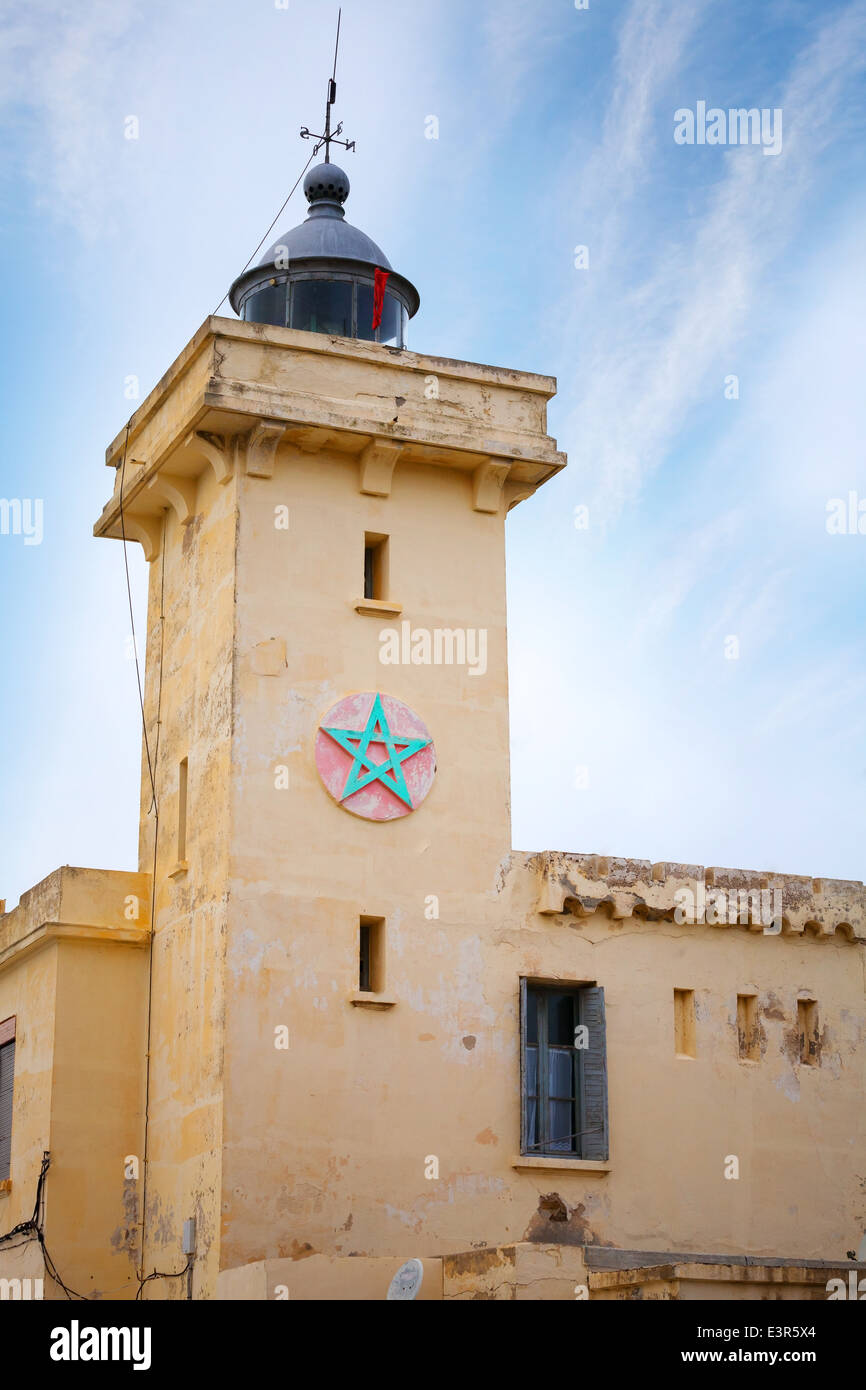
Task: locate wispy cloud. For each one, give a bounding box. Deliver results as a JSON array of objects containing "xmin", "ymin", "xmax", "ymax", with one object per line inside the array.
[
  {"xmin": 592, "ymin": 0, "xmax": 702, "ymax": 218},
  {"xmin": 643, "ymin": 507, "xmax": 744, "ymax": 630},
  {"xmin": 698, "ymin": 564, "xmax": 793, "ymax": 659},
  {"xmin": 0, "ymin": 0, "xmax": 143, "ymax": 238},
  {"xmin": 480, "ymin": 0, "xmax": 563, "ymax": 103},
  {"xmin": 757, "ymin": 654, "xmax": 866, "ymax": 740},
  {"xmin": 561, "ymin": 0, "xmax": 866, "ymax": 528}
]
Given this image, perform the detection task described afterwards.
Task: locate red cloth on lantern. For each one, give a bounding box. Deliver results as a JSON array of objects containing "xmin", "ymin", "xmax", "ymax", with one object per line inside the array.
[{"xmin": 372, "ymin": 267, "xmax": 390, "ymax": 330}]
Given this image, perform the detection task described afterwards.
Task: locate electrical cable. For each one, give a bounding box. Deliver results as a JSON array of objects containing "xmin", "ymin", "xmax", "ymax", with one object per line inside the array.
[
  {"xmin": 0, "ymin": 1147, "xmax": 49, "ymax": 1245},
  {"xmin": 118, "ymin": 423, "xmax": 158, "ymax": 812},
  {"xmin": 0, "ymin": 1153, "xmax": 90, "ymax": 1299},
  {"xmin": 137, "ymin": 518, "xmax": 165, "ymax": 1295},
  {"xmin": 135, "ymin": 1257, "xmax": 192, "ymax": 1301},
  {"xmin": 211, "ymin": 151, "xmax": 315, "ymax": 317},
  {"xmin": 0, "ymin": 1150, "xmax": 190, "ymax": 1299}
]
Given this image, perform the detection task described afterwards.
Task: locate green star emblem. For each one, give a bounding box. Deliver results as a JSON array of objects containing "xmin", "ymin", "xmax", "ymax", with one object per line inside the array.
[{"xmin": 321, "ymin": 692, "xmax": 432, "ymax": 809}]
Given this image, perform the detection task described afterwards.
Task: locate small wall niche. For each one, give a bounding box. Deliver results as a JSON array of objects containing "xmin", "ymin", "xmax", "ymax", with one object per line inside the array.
[
  {"xmin": 363, "ymin": 534, "xmax": 389, "ymax": 602},
  {"xmin": 674, "ymin": 988, "xmax": 696, "ymax": 1058},
  {"xmin": 737, "ymin": 993, "xmax": 760, "ymax": 1061},
  {"xmin": 358, "ymin": 916, "xmax": 386, "ymax": 995},
  {"xmin": 797, "ymin": 997, "xmax": 819, "ymax": 1067},
  {"xmin": 177, "ymin": 757, "xmax": 188, "ymax": 862}
]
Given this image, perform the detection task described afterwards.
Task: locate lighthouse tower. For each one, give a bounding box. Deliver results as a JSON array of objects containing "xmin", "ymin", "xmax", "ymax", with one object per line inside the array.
[{"xmin": 89, "ymin": 140, "xmax": 564, "ymax": 1297}]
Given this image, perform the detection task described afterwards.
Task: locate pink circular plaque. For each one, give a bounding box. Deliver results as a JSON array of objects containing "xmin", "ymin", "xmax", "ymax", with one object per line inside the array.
[{"xmin": 315, "ymin": 691, "xmax": 437, "ymax": 821}]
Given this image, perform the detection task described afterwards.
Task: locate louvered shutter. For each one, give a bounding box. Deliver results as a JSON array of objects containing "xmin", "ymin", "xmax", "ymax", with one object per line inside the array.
[
  {"xmin": 0, "ymin": 1040, "xmax": 14, "ymax": 1181},
  {"xmin": 578, "ymin": 986, "xmax": 608, "ymax": 1160},
  {"xmin": 519, "ymin": 977, "xmax": 529, "ymax": 1152}
]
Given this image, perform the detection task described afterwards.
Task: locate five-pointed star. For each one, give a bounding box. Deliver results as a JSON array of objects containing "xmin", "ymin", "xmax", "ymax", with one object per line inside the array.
[{"xmin": 321, "ymin": 692, "xmax": 431, "ymax": 809}]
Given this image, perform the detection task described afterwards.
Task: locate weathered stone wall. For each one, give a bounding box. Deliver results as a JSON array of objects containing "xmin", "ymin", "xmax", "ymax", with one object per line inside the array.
[{"xmin": 0, "ymin": 867, "xmax": 149, "ymax": 1298}]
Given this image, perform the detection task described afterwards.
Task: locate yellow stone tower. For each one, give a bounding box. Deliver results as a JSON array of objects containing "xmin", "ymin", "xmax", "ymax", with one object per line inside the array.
[{"xmin": 89, "ymin": 157, "xmax": 564, "ymax": 1296}]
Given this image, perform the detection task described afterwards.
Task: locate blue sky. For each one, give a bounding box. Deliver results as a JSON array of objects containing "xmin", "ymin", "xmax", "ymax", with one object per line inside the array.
[{"xmin": 1, "ymin": 0, "xmax": 865, "ymax": 905}]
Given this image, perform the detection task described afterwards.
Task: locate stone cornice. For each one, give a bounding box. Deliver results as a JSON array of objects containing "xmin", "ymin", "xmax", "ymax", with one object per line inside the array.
[
  {"xmin": 0, "ymin": 921, "xmax": 150, "ymax": 972},
  {"xmin": 102, "ymin": 317, "xmax": 560, "ymax": 470},
  {"xmin": 528, "ymin": 850, "xmax": 865, "ymax": 942},
  {"xmin": 94, "ymin": 319, "xmax": 566, "ymax": 557}
]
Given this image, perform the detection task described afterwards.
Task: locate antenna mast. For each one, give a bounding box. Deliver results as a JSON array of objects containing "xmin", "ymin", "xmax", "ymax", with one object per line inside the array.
[{"xmin": 299, "ymin": 8, "xmax": 356, "ymax": 164}]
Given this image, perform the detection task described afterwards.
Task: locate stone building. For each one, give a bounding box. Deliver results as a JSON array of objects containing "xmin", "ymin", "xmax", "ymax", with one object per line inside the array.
[{"xmin": 1, "ymin": 161, "xmax": 863, "ymax": 1301}]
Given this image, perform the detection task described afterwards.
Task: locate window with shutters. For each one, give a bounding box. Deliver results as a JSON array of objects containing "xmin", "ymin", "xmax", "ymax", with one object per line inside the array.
[
  {"xmin": 520, "ymin": 982, "xmax": 608, "ymax": 1160},
  {"xmin": 0, "ymin": 1016, "xmax": 15, "ymax": 1183}
]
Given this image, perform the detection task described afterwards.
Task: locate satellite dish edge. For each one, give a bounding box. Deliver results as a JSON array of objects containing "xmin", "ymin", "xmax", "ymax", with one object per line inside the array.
[{"xmin": 386, "ymin": 1258, "xmax": 424, "ymax": 1301}]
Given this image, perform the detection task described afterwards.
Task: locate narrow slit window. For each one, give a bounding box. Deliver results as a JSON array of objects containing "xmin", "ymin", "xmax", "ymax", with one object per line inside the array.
[
  {"xmin": 359, "ymin": 922, "xmax": 371, "ymax": 991},
  {"xmin": 359, "ymin": 916, "xmax": 385, "ymax": 993},
  {"xmin": 674, "ymin": 988, "xmax": 696, "ymax": 1058},
  {"xmin": 798, "ymin": 998, "xmax": 819, "ymax": 1066},
  {"xmin": 177, "ymin": 757, "xmax": 188, "ymax": 862},
  {"xmin": 737, "ymin": 993, "xmax": 759, "ymax": 1061},
  {"xmin": 363, "ymin": 534, "xmax": 388, "ymax": 601}
]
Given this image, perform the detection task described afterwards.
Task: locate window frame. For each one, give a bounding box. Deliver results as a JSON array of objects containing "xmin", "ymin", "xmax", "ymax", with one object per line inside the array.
[
  {"xmin": 0, "ymin": 1015, "xmax": 16, "ymax": 1184},
  {"xmin": 240, "ymin": 273, "xmax": 410, "ymax": 347},
  {"xmin": 358, "ymin": 916, "xmax": 385, "ymax": 995},
  {"xmin": 363, "ymin": 532, "xmax": 389, "ymax": 601},
  {"xmin": 289, "ymin": 275, "xmax": 354, "ymax": 339},
  {"xmin": 520, "ymin": 980, "xmax": 608, "ymax": 1161}
]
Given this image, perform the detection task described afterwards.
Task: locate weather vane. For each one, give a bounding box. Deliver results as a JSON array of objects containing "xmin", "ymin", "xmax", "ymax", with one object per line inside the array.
[{"xmin": 299, "ymin": 9, "xmax": 356, "ymax": 163}]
